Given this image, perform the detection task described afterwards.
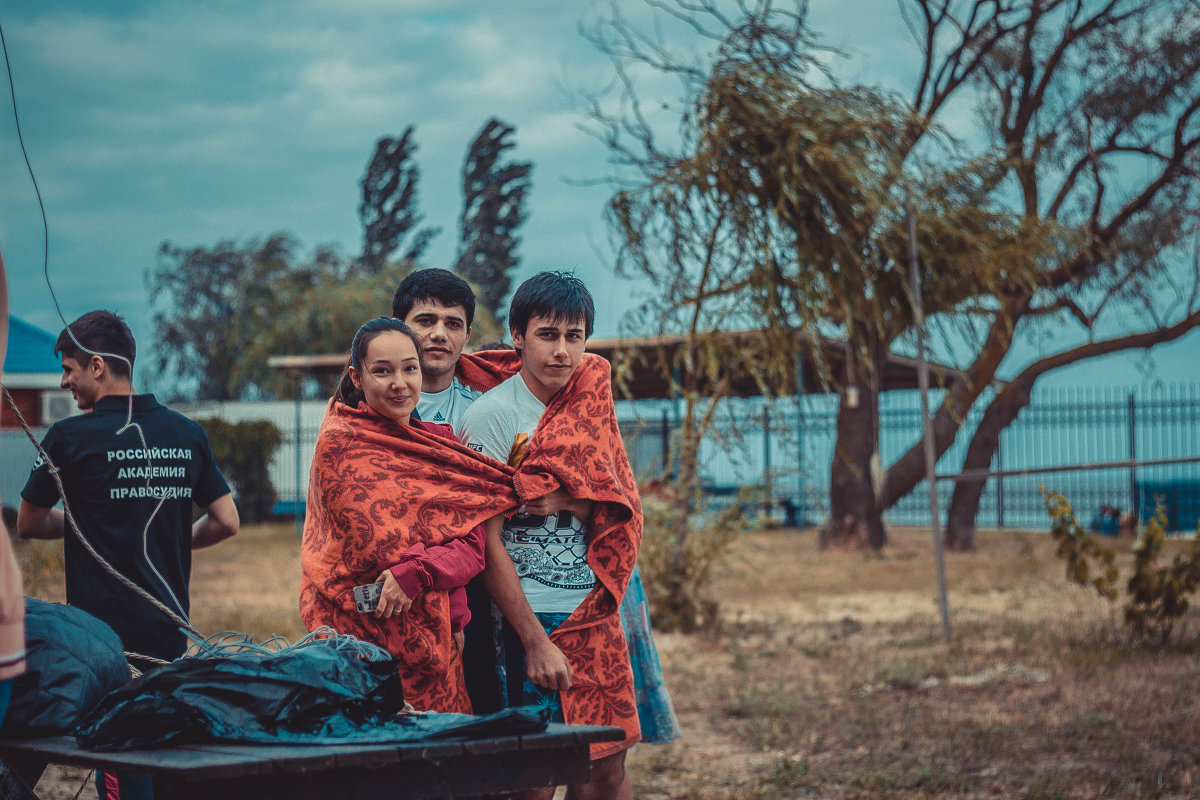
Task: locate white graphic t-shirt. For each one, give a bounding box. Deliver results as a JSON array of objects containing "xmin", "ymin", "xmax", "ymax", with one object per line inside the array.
[
  {"xmin": 459, "ymin": 374, "xmax": 595, "ymax": 615},
  {"xmin": 416, "ymin": 376, "xmax": 483, "ymax": 431}
]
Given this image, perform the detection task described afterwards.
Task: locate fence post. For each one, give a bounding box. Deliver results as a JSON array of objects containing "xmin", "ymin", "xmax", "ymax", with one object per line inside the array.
[
  {"xmin": 995, "ymin": 434, "xmax": 1004, "ymax": 530},
  {"xmin": 291, "ymin": 381, "xmax": 302, "ymax": 537},
  {"xmin": 795, "ymin": 396, "xmax": 805, "ymax": 528},
  {"xmin": 794, "ymin": 351, "xmax": 805, "ymax": 529},
  {"xmin": 1128, "ymin": 392, "xmax": 1138, "ymax": 521},
  {"xmin": 762, "ymin": 405, "xmax": 772, "ymax": 518},
  {"xmin": 660, "ymin": 409, "xmax": 670, "ymax": 478},
  {"xmin": 294, "ymin": 380, "xmax": 303, "ymax": 538}
]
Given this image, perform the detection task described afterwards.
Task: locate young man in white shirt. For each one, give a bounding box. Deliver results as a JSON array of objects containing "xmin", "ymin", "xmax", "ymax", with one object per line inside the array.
[{"xmin": 460, "ymin": 272, "xmax": 635, "ymax": 800}]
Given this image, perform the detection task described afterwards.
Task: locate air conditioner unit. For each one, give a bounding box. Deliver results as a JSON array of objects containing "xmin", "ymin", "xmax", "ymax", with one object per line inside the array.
[{"xmin": 41, "ymin": 392, "xmax": 78, "ymax": 426}]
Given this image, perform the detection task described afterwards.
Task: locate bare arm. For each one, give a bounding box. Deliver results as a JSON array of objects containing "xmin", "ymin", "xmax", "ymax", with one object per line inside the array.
[
  {"xmin": 482, "ymin": 514, "xmax": 572, "ymax": 692},
  {"xmin": 16, "ymin": 500, "xmax": 64, "ymax": 540},
  {"xmin": 521, "ymin": 488, "xmax": 593, "ymax": 521},
  {"xmin": 192, "ymin": 493, "xmax": 239, "ymax": 548}
]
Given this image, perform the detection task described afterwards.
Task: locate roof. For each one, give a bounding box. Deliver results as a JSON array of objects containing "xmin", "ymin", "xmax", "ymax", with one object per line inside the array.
[
  {"xmin": 4, "ymin": 317, "xmax": 61, "ymax": 383},
  {"xmin": 269, "ymin": 329, "xmax": 964, "ymax": 400},
  {"xmin": 586, "ymin": 330, "xmax": 959, "ymax": 399}
]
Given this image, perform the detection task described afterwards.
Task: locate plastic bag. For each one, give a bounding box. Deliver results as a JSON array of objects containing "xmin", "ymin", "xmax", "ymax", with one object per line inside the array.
[
  {"xmin": 76, "ymin": 633, "xmax": 548, "ymax": 750},
  {"xmin": 0, "ymin": 598, "xmax": 129, "ymax": 736}
]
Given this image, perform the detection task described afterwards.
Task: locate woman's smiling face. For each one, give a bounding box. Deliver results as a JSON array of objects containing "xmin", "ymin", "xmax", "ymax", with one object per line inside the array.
[{"xmin": 349, "ymin": 330, "xmax": 422, "ymax": 424}]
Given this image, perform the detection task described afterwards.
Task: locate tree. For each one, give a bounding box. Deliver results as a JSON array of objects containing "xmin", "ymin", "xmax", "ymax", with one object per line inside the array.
[
  {"xmin": 197, "ymin": 418, "xmax": 283, "ymax": 524},
  {"xmin": 241, "ymin": 262, "xmax": 508, "ymax": 400},
  {"xmin": 455, "ymin": 118, "xmax": 532, "ymax": 322},
  {"xmin": 240, "ymin": 261, "xmax": 413, "ymax": 399},
  {"xmin": 359, "ymin": 127, "xmax": 440, "ymax": 274},
  {"xmin": 587, "ymin": 0, "xmax": 1200, "ymax": 550},
  {"xmin": 146, "ymin": 234, "xmax": 324, "ymax": 400},
  {"xmin": 918, "ymin": 1, "xmax": 1200, "ymax": 549}
]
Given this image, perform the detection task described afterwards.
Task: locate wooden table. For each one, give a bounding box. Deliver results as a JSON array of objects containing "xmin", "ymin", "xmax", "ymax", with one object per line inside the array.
[{"xmin": 0, "ymin": 724, "xmax": 624, "ymax": 799}]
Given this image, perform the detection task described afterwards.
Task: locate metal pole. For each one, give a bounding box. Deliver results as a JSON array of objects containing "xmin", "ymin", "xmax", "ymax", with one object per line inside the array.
[
  {"xmin": 762, "ymin": 405, "xmax": 772, "ymax": 519},
  {"xmin": 294, "ymin": 378, "xmax": 303, "ymax": 538},
  {"xmin": 996, "ymin": 435, "xmax": 1005, "ymax": 530},
  {"xmin": 1128, "ymin": 392, "xmax": 1138, "ymax": 522},
  {"xmin": 661, "ymin": 409, "xmax": 670, "ymax": 478},
  {"xmin": 939, "ymin": 454, "xmax": 1200, "ymax": 482},
  {"xmin": 906, "ymin": 202, "xmax": 952, "ymax": 643}
]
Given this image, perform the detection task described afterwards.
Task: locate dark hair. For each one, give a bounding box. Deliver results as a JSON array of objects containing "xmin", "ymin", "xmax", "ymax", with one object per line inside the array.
[
  {"xmin": 391, "ymin": 268, "xmax": 476, "ymax": 328},
  {"xmin": 55, "ymin": 310, "xmax": 136, "ymax": 381},
  {"xmin": 335, "ymin": 317, "xmax": 422, "ymax": 408},
  {"xmin": 508, "ymin": 271, "xmax": 595, "ymax": 343}
]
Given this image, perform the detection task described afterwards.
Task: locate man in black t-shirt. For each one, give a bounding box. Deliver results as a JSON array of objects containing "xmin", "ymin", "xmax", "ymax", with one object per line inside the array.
[{"xmin": 18, "ymin": 311, "xmax": 239, "ymax": 667}]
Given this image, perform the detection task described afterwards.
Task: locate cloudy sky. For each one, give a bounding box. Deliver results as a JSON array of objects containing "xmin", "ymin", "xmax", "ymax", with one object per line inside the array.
[{"xmin": 1, "ymin": 0, "xmax": 1196, "ymax": 393}]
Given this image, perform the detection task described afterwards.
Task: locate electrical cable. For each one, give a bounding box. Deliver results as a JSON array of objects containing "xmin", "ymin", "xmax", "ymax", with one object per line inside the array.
[{"xmin": 1, "ymin": 13, "xmax": 192, "ymax": 636}]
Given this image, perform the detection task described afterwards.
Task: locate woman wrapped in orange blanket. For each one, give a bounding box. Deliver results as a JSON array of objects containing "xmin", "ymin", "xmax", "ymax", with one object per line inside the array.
[{"xmin": 299, "ymin": 318, "xmax": 519, "ymax": 713}]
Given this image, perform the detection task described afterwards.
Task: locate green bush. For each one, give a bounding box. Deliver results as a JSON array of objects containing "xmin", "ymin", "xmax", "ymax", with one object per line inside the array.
[
  {"xmin": 198, "ymin": 418, "xmax": 283, "ymax": 524},
  {"xmin": 638, "ymin": 483, "xmax": 750, "ymax": 633},
  {"xmin": 1044, "ymin": 489, "xmax": 1200, "ymax": 645}
]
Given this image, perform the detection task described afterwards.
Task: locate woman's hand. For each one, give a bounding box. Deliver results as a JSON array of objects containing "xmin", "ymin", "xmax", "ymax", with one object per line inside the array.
[
  {"xmin": 453, "ymin": 630, "xmax": 465, "ymax": 653},
  {"xmin": 373, "ymin": 569, "xmax": 413, "ymax": 620}
]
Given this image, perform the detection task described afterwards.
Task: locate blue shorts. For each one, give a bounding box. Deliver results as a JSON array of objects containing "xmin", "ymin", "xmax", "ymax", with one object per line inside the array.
[{"xmin": 497, "ymin": 611, "xmax": 571, "ymax": 723}]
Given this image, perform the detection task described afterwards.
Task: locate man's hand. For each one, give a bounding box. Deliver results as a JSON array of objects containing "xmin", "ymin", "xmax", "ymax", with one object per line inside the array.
[
  {"xmin": 453, "ymin": 629, "xmax": 465, "ymax": 653},
  {"xmin": 522, "ymin": 487, "xmax": 593, "ymax": 521},
  {"xmin": 374, "ymin": 569, "xmax": 413, "ymax": 620},
  {"xmin": 524, "ymin": 636, "xmax": 573, "ymax": 692}
]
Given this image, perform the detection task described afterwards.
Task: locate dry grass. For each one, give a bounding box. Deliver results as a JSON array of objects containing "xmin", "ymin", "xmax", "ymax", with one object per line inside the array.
[
  {"xmin": 13, "ymin": 523, "xmax": 1200, "ymax": 799},
  {"xmin": 629, "ymin": 526, "xmax": 1200, "ymax": 800}
]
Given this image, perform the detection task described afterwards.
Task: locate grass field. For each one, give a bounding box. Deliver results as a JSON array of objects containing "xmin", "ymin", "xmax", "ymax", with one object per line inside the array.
[{"xmin": 14, "ymin": 522, "xmax": 1200, "ymax": 799}]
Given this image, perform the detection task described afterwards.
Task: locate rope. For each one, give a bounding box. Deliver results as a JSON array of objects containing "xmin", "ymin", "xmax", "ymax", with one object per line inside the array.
[
  {"xmin": 2, "ymin": 385, "xmax": 197, "ymax": 640},
  {"xmin": 183, "ymin": 626, "xmax": 393, "ymax": 662},
  {"xmin": 2, "ymin": 390, "xmax": 394, "ymax": 676}
]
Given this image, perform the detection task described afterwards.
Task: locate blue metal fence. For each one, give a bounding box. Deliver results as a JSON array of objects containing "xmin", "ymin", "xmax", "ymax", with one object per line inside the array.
[
  {"xmin": 615, "ymin": 384, "xmax": 1200, "ymax": 532},
  {"xmin": 17, "ymin": 385, "xmax": 1184, "ymax": 534}
]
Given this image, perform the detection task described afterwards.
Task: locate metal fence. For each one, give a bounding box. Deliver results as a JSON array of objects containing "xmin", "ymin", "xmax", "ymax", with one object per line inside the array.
[
  {"xmin": 7, "ymin": 385, "xmax": 1195, "ymax": 534},
  {"xmin": 615, "ymin": 384, "xmax": 1200, "ymax": 532}
]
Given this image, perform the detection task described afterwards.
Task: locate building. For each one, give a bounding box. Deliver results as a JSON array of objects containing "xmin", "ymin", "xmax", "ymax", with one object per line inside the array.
[
  {"xmin": 2, "ymin": 316, "xmax": 77, "ymax": 516},
  {"xmin": 2, "ymin": 316, "xmax": 74, "ymax": 430}
]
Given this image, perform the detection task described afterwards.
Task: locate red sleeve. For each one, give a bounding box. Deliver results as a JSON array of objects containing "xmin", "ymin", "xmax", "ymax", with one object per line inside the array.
[
  {"xmin": 387, "ymin": 524, "xmax": 487, "ymax": 597},
  {"xmin": 448, "ymin": 586, "xmax": 470, "ymax": 632}
]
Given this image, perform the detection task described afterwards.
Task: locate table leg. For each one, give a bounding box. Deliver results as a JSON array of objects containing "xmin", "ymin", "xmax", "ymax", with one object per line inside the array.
[{"xmin": 0, "ymin": 755, "xmax": 44, "ymax": 800}]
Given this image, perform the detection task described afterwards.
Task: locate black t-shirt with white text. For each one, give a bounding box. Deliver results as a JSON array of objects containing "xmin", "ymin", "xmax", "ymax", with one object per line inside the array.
[{"xmin": 21, "ymin": 394, "xmax": 230, "ymax": 663}]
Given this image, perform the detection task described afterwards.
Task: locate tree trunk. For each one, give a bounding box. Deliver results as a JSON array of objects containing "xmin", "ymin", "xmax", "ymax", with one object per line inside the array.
[
  {"xmin": 821, "ymin": 382, "xmax": 887, "ymax": 549},
  {"xmin": 942, "ymin": 311, "xmax": 1200, "ymax": 547},
  {"xmin": 883, "ymin": 294, "xmax": 1027, "ymax": 509},
  {"xmin": 944, "ymin": 378, "xmax": 1033, "ymax": 550}
]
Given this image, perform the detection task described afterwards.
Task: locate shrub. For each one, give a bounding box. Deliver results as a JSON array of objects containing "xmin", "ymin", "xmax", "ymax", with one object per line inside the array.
[
  {"xmin": 1044, "ymin": 489, "xmax": 1200, "ymax": 645},
  {"xmin": 198, "ymin": 418, "xmax": 282, "ymax": 524},
  {"xmin": 14, "ymin": 536, "xmax": 64, "ymax": 598},
  {"xmin": 638, "ymin": 481, "xmax": 749, "ymax": 633}
]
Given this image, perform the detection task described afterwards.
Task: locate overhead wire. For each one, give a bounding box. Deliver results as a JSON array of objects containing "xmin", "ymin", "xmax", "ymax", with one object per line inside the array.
[{"xmin": 1, "ymin": 12, "xmax": 193, "ymax": 651}]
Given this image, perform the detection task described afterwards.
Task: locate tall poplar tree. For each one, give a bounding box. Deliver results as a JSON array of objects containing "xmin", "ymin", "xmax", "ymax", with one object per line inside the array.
[
  {"xmin": 359, "ymin": 127, "xmax": 439, "ymax": 275},
  {"xmin": 454, "ymin": 118, "xmax": 532, "ymax": 322}
]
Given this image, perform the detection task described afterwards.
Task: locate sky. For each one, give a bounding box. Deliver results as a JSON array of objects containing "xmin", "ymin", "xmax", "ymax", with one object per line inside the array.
[{"xmin": 0, "ymin": 0, "xmax": 1197, "ymax": 395}]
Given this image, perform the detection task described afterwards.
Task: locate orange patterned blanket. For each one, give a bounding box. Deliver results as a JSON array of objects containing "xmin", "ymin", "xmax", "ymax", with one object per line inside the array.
[
  {"xmin": 301, "ymin": 351, "xmax": 642, "ymax": 754},
  {"xmin": 507, "ymin": 354, "xmax": 645, "ymax": 757},
  {"xmin": 299, "ymin": 401, "xmax": 519, "ymax": 713}
]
